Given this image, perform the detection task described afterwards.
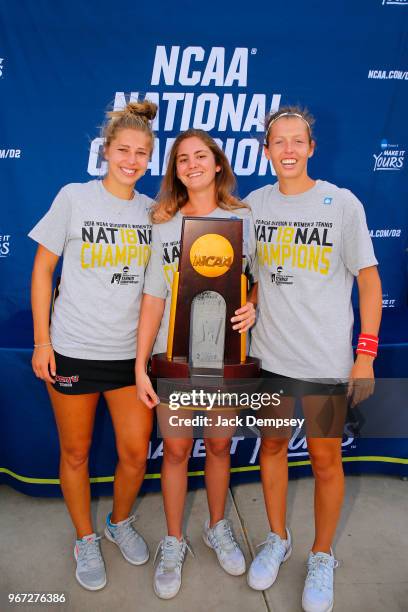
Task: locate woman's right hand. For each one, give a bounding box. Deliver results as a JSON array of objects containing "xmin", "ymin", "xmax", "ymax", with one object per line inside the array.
[
  {"xmin": 136, "ymin": 369, "xmax": 160, "ymax": 409},
  {"xmin": 32, "ymin": 345, "xmax": 56, "ymax": 384}
]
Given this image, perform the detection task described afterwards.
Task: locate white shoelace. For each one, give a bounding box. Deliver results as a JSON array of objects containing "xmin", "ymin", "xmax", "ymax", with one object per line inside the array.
[
  {"xmin": 77, "ymin": 536, "xmax": 103, "ymax": 568},
  {"xmin": 305, "ymin": 554, "xmax": 339, "ymax": 591},
  {"xmin": 210, "ymin": 521, "xmax": 239, "ymax": 553},
  {"xmin": 154, "ymin": 537, "xmax": 194, "ymax": 572},
  {"xmin": 255, "ymin": 533, "xmax": 286, "ymax": 568},
  {"xmin": 110, "ymin": 515, "xmax": 140, "ymax": 547}
]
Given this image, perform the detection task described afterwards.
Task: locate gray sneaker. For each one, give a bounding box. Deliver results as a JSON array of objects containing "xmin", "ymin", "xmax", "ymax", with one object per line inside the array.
[
  {"xmin": 74, "ymin": 533, "xmax": 106, "ymax": 591},
  {"xmin": 203, "ymin": 518, "xmax": 246, "ymax": 576},
  {"xmin": 302, "ymin": 550, "xmax": 338, "ymax": 612},
  {"xmin": 153, "ymin": 536, "xmax": 193, "ymax": 599},
  {"xmin": 104, "ymin": 512, "xmax": 149, "ymax": 565},
  {"xmin": 247, "ymin": 528, "xmax": 292, "ymax": 590}
]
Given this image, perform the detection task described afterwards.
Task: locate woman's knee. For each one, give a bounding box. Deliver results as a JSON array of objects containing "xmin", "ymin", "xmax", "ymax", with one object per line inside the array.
[
  {"xmin": 204, "ymin": 438, "xmax": 231, "ymax": 458},
  {"xmin": 260, "ymin": 437, "xmax": 288, "ymax": 457},
  {"xmin": 309, "ymin": 446, "xmax": 342, "ymax": 481},
  {"xmin": 60, "ymin": 443, "xmax": 91, "ymax": 470},
  {"xmin": 117, "ymin": 441, "xmax": 149, "ymax": 471},
  {"xmin": 164, "ymin": 440, "xmax": 193, "ymax": 465}
]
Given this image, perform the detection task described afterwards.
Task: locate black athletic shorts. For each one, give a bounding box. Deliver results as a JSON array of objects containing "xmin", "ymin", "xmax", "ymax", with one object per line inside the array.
[
  {"xmin": 261, "ymin": 369, "xmax": 347, "ymax": 397},
  {"xmin": 258, "ymin": 369, "xmax": 348, "ymax": 438},
  {"xmin": 53, "ymin": 351, "xmax": 135, "ymax": 395}
]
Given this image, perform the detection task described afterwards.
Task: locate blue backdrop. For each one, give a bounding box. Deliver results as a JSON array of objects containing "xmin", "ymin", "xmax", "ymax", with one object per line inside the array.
[{"xmin": 1, "ymin": 0, "xmax": 407, "ymax": 494}]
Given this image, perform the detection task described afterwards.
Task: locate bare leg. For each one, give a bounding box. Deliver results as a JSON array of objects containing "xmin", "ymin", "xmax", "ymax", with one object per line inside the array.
[
  {"xmin": 47, "ymin": 384, "xmax": 99, "ymax": 539},
  {"xmin": 306, "ymin": 437, "xmax": 344, "ymax": 553},
  {"xmin": 304, "ymin": 395, "xmax": 346, "ymax": 553},
  {"xmin": 161, "ymin": 437, "xmax": 193, "ymax": 539},
  {"xmin": 259, "ymin": 437, "xmax": 289, "ymax": 539},
  {"xmin": 104, "ymin": 385, "xmax": 153, "ymax": 523},
  {"xmin": 258, "ymin": 396, "xmax": 295, "ymax": 538},
  {"xmin": 204, "ymin": 437, "xmax": 231, "ymax": 526}
]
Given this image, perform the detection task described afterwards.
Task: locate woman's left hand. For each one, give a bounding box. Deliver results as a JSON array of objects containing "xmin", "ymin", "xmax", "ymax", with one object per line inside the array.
[
  {"xmin": 347, "ymin": 354, "xmax": 375, "ymax": 407},
  {"xmin": 231, "ymin": 302, "xmax": 256, "ymax": 333}
]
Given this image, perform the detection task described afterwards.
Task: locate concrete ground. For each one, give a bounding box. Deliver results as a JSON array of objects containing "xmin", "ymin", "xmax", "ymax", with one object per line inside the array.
[{"xmin": 0, "ymin": 475, "xmax": 407, "ymax": 612}]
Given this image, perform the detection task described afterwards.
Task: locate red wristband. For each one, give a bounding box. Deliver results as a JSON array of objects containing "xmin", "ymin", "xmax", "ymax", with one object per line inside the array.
[{"xmin": 356, "ymin": 333, "xmax": 378, "ymax": 358}]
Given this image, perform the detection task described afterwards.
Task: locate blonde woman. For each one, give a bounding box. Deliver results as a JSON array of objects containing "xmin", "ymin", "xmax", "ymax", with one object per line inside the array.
[
  {"xmin": 245, "ymin": 106, "xmax": 381, "ymax": 612},
  {"xmin": 29, "ymin": 101, "xmax": 157, "ymax": 590}
]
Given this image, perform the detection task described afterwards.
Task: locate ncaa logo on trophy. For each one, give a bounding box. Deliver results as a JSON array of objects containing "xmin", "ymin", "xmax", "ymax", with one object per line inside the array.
[{"xmin": 190, "ymin": 234, "xmax": 234, "ymax": 277}]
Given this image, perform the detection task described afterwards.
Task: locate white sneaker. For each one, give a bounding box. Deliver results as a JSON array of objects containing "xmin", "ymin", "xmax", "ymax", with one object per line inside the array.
[
  {"xmin": 203, "ymin": 518, "xmax": 246, "ymax": 576},
  {"xmin": 104, "ymin": 512, "xmax": 149, "ymax": 565},
  {"xmin": 153, "ymin": 536, "xmax": 193, "ymax": 599},
  {"xmin": 74, "ymin": 533, "xmax": 106, "ymax": 591},
  {"xmin": 302, "ymin": 549, "xmax": 338, "ymax": 612},
  {"xmin": 247, "ymin": 528, "xmax": 292, "ymax": 590}
]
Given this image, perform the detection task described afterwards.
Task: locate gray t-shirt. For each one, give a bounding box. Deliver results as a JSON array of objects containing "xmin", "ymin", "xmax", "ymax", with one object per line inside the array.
[
  {"xmin": 143, "ymin": 206, "xmax": 256, "ymax": 355},
  {"xmin": 246, "ymin": 180, "xmax": 378, "ymax": 379},
  {"xmin": 29, "ymin": 180, "xmax": 152, "ymax": 360}
]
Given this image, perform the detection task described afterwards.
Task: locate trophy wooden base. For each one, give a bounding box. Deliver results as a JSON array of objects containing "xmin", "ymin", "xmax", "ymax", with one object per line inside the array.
[
  {"xmin": 151, "ymin": 354, "xmax": 261, "ymax": 403},
  {"xmin": 151, "ymin": 354, "xmax": 260, "ymax": 378}
]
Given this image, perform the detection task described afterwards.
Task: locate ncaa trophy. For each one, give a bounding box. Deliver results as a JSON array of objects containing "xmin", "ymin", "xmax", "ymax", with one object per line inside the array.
[{"xmin": 151, "ymin": 217, "xmax": 260, "ymax": 395}]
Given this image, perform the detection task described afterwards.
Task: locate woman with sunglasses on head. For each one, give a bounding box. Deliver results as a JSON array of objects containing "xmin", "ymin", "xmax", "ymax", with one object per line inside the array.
[
  {"xmin": 135, "ymin": 128, "xmax": 257, "ymax": 599},
  {"xmin": 29, "ymin": 100, "xmax": 157, "ymax": 591},
  {"xmin": 245, "ymin": 106, "xmax": 381, "ymax": 612}
]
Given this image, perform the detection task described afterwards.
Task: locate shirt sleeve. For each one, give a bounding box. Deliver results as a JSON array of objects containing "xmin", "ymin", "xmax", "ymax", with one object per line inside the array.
[
  {"xmin": 242, "ymin": 193, "xmax": 259, "ymax": 283},
  {"xmin": 340, "ymin": 190, "xmax": 378, "ymax": 276},
  {"xmin": 28, "ymin": 185, "xmax": 72, "ymax": 256},
  {"xmin": 143, "ymin": 224, "xmax": 168, "ymax": 299},
  {"xmin": 246, "ymin": 210, "xmax": 258, "ymax": 282}
]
